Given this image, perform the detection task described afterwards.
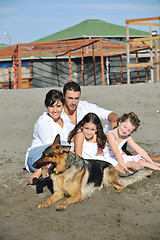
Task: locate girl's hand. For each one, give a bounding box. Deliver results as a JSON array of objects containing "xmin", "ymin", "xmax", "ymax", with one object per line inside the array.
[{"xmin": 121, "ymin": 165, "xmax": 134, "ymax": 174}]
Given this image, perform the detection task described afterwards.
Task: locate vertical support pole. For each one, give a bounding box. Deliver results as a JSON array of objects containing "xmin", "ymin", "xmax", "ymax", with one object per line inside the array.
[
  {"xmin": 155, "ymin": 40, "xmax": 159, "ymax": 83},
  {"xmin": 126, "ymin": 23, "xmax": 130, "ymax": 84},
  {"xmin": 149, "ymin": 23, "xmax": 154, "ymax": 83},
  {"xmin": 8, "ymin": 66, "xmax": 11, "ymax": 89},
  {"xmin": 29, "ymin": 61, "xmax": 33, "ymax": 88},
  {"xmin": 13, "ymin": 51, "xmax": 17, "ymax": 89},
  {"xmin": 100, "ymin": 39, "xmax": 105, "ymax": 85},
  {"xmin": 17, "ymin": 44, "xmax": 22, "ymax": 88},
  {"xmin": 81, "ymin": 48, "xmax": 84, "ymax": 86},
  {"xmin": 154, "ymin": 45, "xmax": 158, "ymax": 83},
  {"xmin": 92, "ymin": 43, "xmax": 96, "ymax": 85},
  {"xmin": 135, "ymin": 51, "xmax": 139, "ymax": 81},
  {"xmin": 145, "ymin": 68, "xmax": 149, "ymax": 83},
  {"xmin": 106, "ymin": 57, "xmax": 110, "ymax": 85},
  {"xmin": 68, "ymin": 51, "xmax": 72, "ymax": 82},
  {"xmin": 120, "ymin": 55, "xmax": 123, "ymax": 83}
]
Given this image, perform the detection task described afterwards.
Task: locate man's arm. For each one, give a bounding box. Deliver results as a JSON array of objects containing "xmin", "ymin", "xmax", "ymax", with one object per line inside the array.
[{"xmin": 108, "ymin": 112, "xmax": 118, "ymax": 130}]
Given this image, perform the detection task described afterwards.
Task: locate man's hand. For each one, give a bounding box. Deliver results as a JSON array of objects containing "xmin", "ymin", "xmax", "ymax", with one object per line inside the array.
[{"xmin": 108, "ymin": 112, "xmax": 118, "ymax": 130}]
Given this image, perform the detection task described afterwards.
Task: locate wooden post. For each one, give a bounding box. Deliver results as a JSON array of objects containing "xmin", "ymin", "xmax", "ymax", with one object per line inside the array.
[
  {"xmin": 29, "ymin": 61, "xmax": 33, "ymax": 88},
  {"xmin": 126, "ymin": 23, "xmax": 130, "ymax": 84},
  {"xmin": 120, "ymin": 55, "xmax": 123, "ymax": 83},
  {"xmin": 145, "ymin": 67, "xmax": 149, "ymax": 82},
  {"xmin": 135, "ymin": 51, "xmax": 139, "ymax": 81},
  {"xmin": 106, "ymin": 57, "xmax": 110, "ymax": 85},
  {"xmin": 100, "ymin": 39, "xmax": 105, "ymax": 85},
  {"xmin": 8, "ymin": 66, "xmax": 11, "ymax": 89},
  {"xmin": 155, "ymin": 41, "xmax": 159, "ymax": 83},
  {"xmin": 17, "ymin": 44, "xmax": 22, "ymax": 88},
  {"xmin": 149, "ymin": 23, "xmax": 154, "ymax": 83},
  {"xmin": 13, "ymin": 51, "xmax": 17, "ymax": 89},
  {"xmin": 68, "ymin": 51, "xmax": 72, "ymax": 82},
  {"xmin": 92, "ymin": 43, "xmax": 96, "ymax": 85},
  {"xmin": 81, "ymin": 48, "xmax": 84, "ymax": 86},
  {"xmin": 154, "ymin": 45, "xmax": 158, "ymax": 83}
]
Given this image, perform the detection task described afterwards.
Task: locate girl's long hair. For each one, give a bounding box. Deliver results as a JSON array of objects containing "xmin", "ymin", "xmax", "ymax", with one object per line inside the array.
[{"xmin": 68, "ymin": 113, "xmax": 106, "ymax": 149}]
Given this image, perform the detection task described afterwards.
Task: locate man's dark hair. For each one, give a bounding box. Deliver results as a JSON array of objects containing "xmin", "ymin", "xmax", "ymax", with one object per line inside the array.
[{"xmin": 63, "ymin": 81, "xmax": 81, "ymax": 96}]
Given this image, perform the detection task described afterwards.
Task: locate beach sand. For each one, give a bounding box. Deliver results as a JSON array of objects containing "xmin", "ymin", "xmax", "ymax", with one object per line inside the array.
[{"xmin": 0, "ymin": 83, "xmax": 160, "ymax": 240}]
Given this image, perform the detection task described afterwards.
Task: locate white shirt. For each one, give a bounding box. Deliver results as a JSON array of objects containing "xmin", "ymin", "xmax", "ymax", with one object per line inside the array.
[
  {"xmin": 30, "ymin": 111, "xmax": 69, "ymax": 148},
  {"xmin": 61, "ymin": 100, "xmax": 112, "ymax": 134}
]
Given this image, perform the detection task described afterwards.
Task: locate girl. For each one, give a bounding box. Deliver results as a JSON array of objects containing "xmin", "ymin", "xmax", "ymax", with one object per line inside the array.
[
  {"xmin": 25, "ymin": 89, "xmax": 69, "ymax": 183},
  {"xmin": 103, "ymin": 112, "xmax": 160, "ymax": 174},
  {"xmin": 68, "ymin": 113, "xmax": 106, "ymax": 159}
]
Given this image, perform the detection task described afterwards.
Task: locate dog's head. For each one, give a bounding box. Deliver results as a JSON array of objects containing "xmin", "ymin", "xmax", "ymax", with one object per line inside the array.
[{"xmin": 33, "ymin": 135, "xmax": 71, "ymax": 174}]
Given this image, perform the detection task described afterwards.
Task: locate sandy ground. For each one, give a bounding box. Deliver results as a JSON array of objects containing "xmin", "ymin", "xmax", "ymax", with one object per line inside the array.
[{"xmin": 0, "ymin": 83, "xmax": 160, "ymax": 240}]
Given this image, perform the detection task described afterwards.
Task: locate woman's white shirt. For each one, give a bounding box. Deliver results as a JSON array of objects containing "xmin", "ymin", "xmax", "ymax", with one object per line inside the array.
[{"xmin": 31, "ymin": 111, "xmax": 69, "ymax": 148}]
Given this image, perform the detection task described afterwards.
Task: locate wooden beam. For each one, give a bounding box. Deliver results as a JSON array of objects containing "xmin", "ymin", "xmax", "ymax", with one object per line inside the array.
[
  {"xmin": 128, "ymin": 22, "xmax": 160, "ymax": 27},
  {"xmin": 126, "ymin": 35, "xmax": 160, "ymax": 43},
  {"xmin": 126, "ymin": 16, "xmax": 160, "ymax": 24},
  {"xmin": 127, "ymin": 62, "xmax": 152, "ymax": 68}
]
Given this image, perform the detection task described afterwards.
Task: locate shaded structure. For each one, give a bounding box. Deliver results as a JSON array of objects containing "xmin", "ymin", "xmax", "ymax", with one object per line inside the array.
[
  {"xmin": 0, "ymin": 18, "xmax": 159, "ymax": 89},
  {"xmin": 126, "ymin": 16, "xmax": 160, "ymax": 84}
]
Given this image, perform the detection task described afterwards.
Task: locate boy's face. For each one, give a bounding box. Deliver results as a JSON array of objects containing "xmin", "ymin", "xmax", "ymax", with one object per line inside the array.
[{"xmin": 64, "ymin": 90, "xmax": 81, "ymax": 112}]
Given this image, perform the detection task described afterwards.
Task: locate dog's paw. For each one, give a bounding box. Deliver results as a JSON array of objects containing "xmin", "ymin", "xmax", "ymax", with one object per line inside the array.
[
  {"xmin": 38, "ymin": 203, "xmax": 49, "ymax": 208},
  {"xmin": 56, "ymin": 204, "xmax": 66, "ymax": 211}
]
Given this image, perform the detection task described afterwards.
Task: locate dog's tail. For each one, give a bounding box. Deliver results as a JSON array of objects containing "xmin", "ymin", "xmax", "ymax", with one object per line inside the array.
[{"xmin": 118, "ymin": 169, "xmax": 152, "ymax": 188}]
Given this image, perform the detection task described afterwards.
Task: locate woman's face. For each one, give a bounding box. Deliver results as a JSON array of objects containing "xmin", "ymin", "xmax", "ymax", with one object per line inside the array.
[{"xmin": 48, "ymin": 99, "xmax": 63, "ymax": 121}]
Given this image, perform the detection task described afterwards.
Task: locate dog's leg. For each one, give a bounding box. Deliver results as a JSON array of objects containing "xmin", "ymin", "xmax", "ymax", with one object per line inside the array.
[
  {"xmin": 103, "ymin": 166, "xmax": 125, "ymax": 193},
  {"xmin": 118, "ymin": 169, "xmax": 153, "ymax": 190},
  {"xmin": 56, "ymin": 169, "xmax": 85, "ymax": 211},
  {"xmin": 56, "ymin": 192, "xmax": 83, "ymax": 211},
  {"xmin": 38, "ymin": 191, "xmax": 64, "ymax": 208}
]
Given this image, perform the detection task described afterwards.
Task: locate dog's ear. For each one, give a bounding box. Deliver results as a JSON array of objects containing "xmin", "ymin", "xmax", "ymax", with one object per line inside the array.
[
  {"xmin": 61, "ymin": 146, "xmax": 71, "ymax": 153},
  {"xmin": 53, "ymin": 134, "xmax": 60, "ymax": 145}
]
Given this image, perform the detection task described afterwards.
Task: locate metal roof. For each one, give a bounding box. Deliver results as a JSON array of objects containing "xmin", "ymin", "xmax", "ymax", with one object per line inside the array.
[{"xmin": 35, "ymin": 19, "xmax": 149, "ymax": 42}]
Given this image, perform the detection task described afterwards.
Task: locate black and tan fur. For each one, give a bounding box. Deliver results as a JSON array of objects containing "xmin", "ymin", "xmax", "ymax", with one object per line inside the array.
[{"xmin": 33, "ymin": 135, "xmax": 152, "ymax": 211}]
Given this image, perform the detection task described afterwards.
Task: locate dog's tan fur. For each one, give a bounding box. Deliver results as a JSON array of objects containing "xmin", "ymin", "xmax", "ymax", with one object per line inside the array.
[{"xmin": 33, "ymin": 135, "xmax": 152, "ymax": 211}]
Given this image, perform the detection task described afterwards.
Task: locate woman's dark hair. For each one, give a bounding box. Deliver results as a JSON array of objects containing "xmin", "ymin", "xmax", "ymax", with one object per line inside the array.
[
  {"xmin": 68, "ymin": 113, "xmax": 106, "ymax": 149},
  {"xmin": 45, "ymin": 89, "xmax": 63, "ymax": 108},
  {"xmin": 117, "ymin": 112, "xmax": 140, "ymax": 132},
  {"xmin": 63, "ymin": 81, "xmax": 81, "ymax": 97}
]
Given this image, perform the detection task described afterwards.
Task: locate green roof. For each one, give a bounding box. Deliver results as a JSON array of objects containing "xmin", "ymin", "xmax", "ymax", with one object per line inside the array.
[
  {"xmin": 0, "ymin": 44, "xmax": 10, "ymax": 49},
  {"xmin": 35, "ymin": 19, "xmax": 149, "ymax": 43}
]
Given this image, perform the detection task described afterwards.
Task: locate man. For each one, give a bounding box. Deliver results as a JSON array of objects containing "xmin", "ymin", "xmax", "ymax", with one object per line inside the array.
[{"xmin": 61, "ymin": 81, "xmax": 118, "ymax": 135}]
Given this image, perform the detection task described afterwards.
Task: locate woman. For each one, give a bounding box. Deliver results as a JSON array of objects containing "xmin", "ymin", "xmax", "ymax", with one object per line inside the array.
[{"xmin": 25, "ymin": 89, "xmax": 69, "ymax": 183}]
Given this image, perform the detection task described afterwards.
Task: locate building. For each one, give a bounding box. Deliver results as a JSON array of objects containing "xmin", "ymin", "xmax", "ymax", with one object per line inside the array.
[{"xmin": 0, "ymin": 18, "xmax": 159, "ymax": 89}]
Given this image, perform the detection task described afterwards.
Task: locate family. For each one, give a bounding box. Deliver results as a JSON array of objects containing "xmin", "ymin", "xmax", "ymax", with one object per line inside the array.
[{"xmin": 25, "ymin": 81, "xmax": 160, "ymax": 183}]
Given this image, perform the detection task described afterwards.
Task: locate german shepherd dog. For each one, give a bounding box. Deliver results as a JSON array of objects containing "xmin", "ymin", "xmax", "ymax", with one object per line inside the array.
[{"xmin": 33, "ymin": 135, "xmax": 152, "ymax": 211}]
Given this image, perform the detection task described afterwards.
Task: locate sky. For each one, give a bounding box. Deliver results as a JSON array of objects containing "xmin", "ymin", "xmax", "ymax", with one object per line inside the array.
[{"xmin": 1, "ymin": 0, "xmax": 160, "ymax": 45}]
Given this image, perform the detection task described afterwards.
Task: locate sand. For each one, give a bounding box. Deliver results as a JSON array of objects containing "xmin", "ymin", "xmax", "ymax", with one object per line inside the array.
[{"xmin": 0, "ymin": 83, "xmax": 160, "ymax": 240}]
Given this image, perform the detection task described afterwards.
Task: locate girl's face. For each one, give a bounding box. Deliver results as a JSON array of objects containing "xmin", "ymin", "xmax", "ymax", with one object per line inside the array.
[
  {"xmin": 82, "ymin": 122, "xmax": 97, "ymax": 140},
  {"xmin": 118, "ymin": 119, "xmax": 135, "ymax": 137},
  {"xmin": 48, "ymin": 99, "xmax": 63, "ymax": 121}
]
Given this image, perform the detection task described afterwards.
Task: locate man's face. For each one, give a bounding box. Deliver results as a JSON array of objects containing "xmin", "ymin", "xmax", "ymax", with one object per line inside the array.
[{"xmin": 64, "ymin": 90, "xmax": 81, "ymax": 112}]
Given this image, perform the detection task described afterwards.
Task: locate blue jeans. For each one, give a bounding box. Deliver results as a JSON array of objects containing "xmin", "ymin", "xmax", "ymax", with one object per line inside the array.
[{"xmin": 26, "ymin": 141, "xmax": 70, "ymax": 172}]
